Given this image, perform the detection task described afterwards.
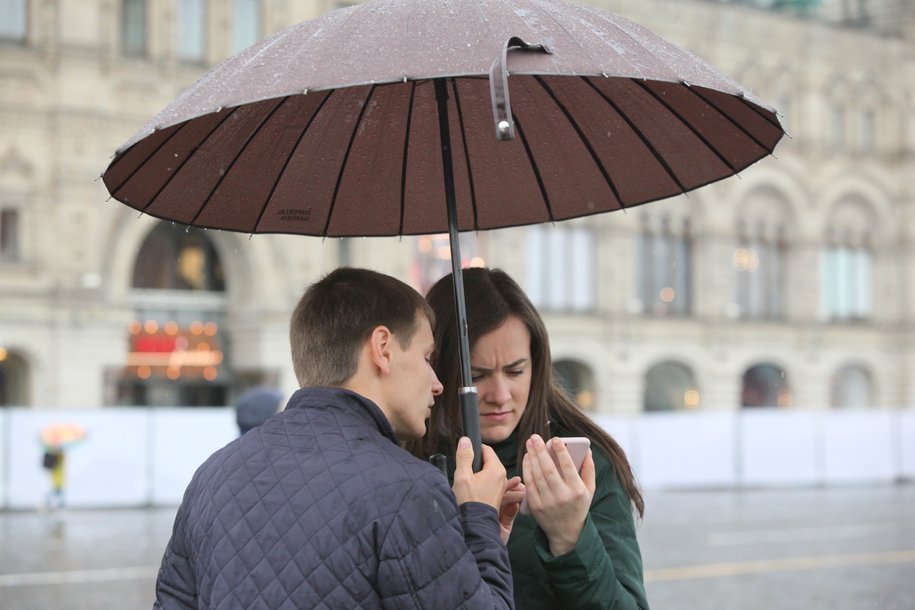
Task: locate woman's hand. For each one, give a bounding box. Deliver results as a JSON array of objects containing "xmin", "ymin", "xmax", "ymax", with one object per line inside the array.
[
  {"xmin": 499, "ymin": 476, "xmax": 525, "ymax": 543},
  {"xmin": 522, "ymin": 434, "xmax": 596, "ymax": 556}
]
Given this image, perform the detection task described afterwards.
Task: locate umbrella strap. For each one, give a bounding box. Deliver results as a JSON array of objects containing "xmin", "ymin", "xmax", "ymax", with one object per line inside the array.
[{"xmin": 489, "ymin": 36, "xmax": 552, "ymax": 142}]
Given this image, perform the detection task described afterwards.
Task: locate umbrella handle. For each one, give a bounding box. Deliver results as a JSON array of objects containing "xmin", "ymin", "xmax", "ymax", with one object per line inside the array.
[
  {"xmin": 459, "ymin": 389, "xmax": 482, "ymax": 473},
  {"xmin": 489, "ymin": 36, "xmax": 552, "ymax": 141}
]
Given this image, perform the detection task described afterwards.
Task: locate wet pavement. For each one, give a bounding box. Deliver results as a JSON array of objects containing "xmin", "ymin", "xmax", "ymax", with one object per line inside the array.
[{"xmin": 1, "ymin": 484, "xmax": 913, "ymax": 609}]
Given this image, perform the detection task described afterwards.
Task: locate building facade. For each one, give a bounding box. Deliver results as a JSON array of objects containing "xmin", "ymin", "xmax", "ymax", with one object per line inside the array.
[{"xmin": 0, "ymin": 0, "xmax": 913, "ymax": 413}]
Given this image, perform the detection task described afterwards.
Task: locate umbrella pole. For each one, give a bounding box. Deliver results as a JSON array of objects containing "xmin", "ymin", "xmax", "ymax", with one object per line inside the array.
[{"xmin": 434, "ymin": 78, "xmax": 482, "ymax": 473}]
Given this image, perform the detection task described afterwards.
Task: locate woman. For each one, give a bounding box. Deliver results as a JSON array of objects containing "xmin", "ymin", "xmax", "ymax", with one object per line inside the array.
[{"xmin": 410, "ymin": 268, "xmax": 648, "ymax": 609}]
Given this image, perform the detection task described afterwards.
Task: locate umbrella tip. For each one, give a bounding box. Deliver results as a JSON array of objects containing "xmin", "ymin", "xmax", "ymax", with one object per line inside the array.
[{"xmin": 136, "ymin": 211, "xmax": 145, "ymax": 219}]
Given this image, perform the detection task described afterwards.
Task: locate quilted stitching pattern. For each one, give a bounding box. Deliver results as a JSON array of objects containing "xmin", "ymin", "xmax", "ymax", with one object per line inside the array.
[{"xmin": 153, "ymin": 388, "xmax": 513, "ymax": 609}]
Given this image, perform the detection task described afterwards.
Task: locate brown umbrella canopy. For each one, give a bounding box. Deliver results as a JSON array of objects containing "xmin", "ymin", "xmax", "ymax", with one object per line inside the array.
[
  {"xmin": 102, "ymin": 0, "xmax": 783, "ymax": 237},
  {"xmin": 103, "ymin": 0, "xmax": 783, "ymax": 470}
]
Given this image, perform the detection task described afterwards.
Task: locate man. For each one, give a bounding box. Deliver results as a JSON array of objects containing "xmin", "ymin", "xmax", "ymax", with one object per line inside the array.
[{"xmin": 154, "ymin": 268, "xmax": 519, "ymax": 609}]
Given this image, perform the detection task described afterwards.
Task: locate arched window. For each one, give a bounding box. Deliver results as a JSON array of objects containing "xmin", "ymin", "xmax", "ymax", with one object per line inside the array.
[
  {"xmin": 553, "ymin": 359, "xmax": 595, "ymax": 411},
  {"xmin": 830, "ymin": 364, "xmax": 875, "ymax": 409},
  {"xmin": 644, "ymin": 361, "xmax": 699, "ymax": 412},
  {"xmin": 819, "ymin": 197, "xmax": 874, "ymax": 322},
  {"xmin": 119, "ymin": 223, "xmax": 230, "ymax": 407},
  {"xmin": 741, "ymin": 363, "xmax": 791, "ymax": 408},
  {"xmin": 132, "ymin": 223, "xmax": 225, "ymax": 292},
  {"xmin": 0, "ymin": 348, "xmax": 30, "ymax": 406}
]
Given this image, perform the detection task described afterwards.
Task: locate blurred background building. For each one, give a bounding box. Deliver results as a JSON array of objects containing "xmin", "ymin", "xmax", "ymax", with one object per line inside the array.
[{"xmin": 1, "ymin": 0, "xmax": 913, "ymax": 417}]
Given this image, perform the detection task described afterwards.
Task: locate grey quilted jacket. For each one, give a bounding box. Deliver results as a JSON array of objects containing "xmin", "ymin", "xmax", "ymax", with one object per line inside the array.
[{"xmin": 153, "ymin": 387, "xmax": 514, "ymax": 609}]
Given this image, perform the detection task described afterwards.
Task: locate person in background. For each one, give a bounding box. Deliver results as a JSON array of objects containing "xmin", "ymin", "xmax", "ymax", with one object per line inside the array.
[
  {"xmin": 153, "ymin": 267, "xmax": 521, "ymax": 609},
  {"xmin": 42, "ymin": 446, "xmax": 65, "ymax": 510},
  {"xmin": 234, "ymin": 385, "xmax": 283, "ymax": 435},
  {"xmin": 410, "ymin": 267, "xmax": 649, "ymax": 609}
]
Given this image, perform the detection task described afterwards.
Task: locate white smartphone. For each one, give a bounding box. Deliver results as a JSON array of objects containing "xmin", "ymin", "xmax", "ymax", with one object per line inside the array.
[{"xmin": 518, "ymin": 436, "xmax": 591, "ymax": 515}]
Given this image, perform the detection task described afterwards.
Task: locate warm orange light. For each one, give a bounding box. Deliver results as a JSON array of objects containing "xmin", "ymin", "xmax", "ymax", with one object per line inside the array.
[
  {"xmin": 418, "ymin": 237, "xmax": 433, "ymax": 253},
  {"xmin": 144, "ymin": 320, "xmax": 159, "ymax": 334},
  {"xmin": 469, "ymin": 257, "xmax": 486, "ymax": 268},
  {"xmin": 189, "ymin": 321, "xmax": 204, "ymax": 335},
  {"xmin": 204, "ymin": 322, "xmax": 218, "ymax": 336},
  {"xmin": 164, "ymin": 321, "xmax": 179, "ymax": 335},
  {"xmin": 129, "ymin": 321, "xmax": 142, "ymax": 335},
  {"xmin": 659, "ymin": 287, "xmax": 676, "ymax": 303},
  {"xmin": 203, "ymin": 367, "xmax": 218, "ymax": 381},
  {"xmin": 684, "ymin": 389, "xmax": 700, "ymax": 408},
  {"xmin": 733, "ymin": 248, "xmax": 759, "ymax": 272},
  {"xmin": 577, "ymin": 390, "xmax": 594, "ymax": 410},
  {"xmin": 0, "ymin": 347, "xmax": 8, "ymax": 362},
  {"xmin": 167, "ymin": 366, "xmax": 181, "ymax": 380},
  {"xmin": 137, "ymin": 365, "xmax": 151, "ymax": 379}
]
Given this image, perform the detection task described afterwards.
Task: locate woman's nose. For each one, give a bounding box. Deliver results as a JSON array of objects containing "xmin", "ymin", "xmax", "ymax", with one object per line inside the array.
[
  {"xmin": 431, "ymin": 374, "xmax": 443, "ymax": 396},
  {"xmin": 484, "ymin": 376, "xmax": 511, "ymax": 405}
]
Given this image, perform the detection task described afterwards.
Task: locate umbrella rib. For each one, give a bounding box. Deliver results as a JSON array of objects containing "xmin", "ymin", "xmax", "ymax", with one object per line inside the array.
[
  {"xmin": 633, "ymin": 79, "xmax": 738, "ymax": 173},
  {"xmin": 512, "ymin": 114, "xmax": 554, "ymax": 222},
  {"xmin": 398, "ymin": 81, "xmax": 418, "ymax": 235},
  {"xmin": 533, "ymin": 75, "xmax": 624, "ymax": 207},
  {"xmin": 450, "ymin": 78, "xmax": 480, "ymax": 231},
  {"xmin": 107, "ymin": 121, "xmax": 188, "ymax": 198},
  {"xmin": 253, "ymin": 90, "xmax": 335, "ymax": 234},
  {"xmin": 138, "ymin": 108, "xmax": 240, "ymax": 214},
  {"xmin": 187, "ymin": 97, "xmax": 290, "ymax": 227},
  {"xmin": 584, "ymin": 76, "xmax": 688, "ymax": 194},
  {"xmin": 688, "ymin": 86, "xmax": 776, "ymax": 154},
  {"xmin": 322, "ymin": 85, "xmax": 378, "ymax": 236}
]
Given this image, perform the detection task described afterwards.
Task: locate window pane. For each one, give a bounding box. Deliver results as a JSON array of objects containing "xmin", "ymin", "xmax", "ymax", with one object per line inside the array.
[
  {"xmin": 122, "ymin": 0, "xmax": 147, "ymax": 56},
  {"xmin": 546, "ymin": 228, "xmax": 566, "ymax": 310},
  {"xmin": 233, "ymin": 0, "xmax": 261, "ymax": 53},
  {"xmin": 831, "ymin": 365, "xmax": 874, "ymax": 408},
  {"xmin": 526, "ymin": 226, "xmax": 545, "ymax": 306},
  {"xmin": 570, "ymin": 227, "xmax": 594, "ymax": 311},
  {"xmin": 854, "ymin": 249, "xmax": 873, "ymax": 318},
  {"xmin": 0, "ymin": 209, "xmax": 20, "ymax": 261},
  {"xmin": 0, "ymin": 0, "xmax": 26, "ymax": 40},
  {"xmin": 177, "ymin": 0, "xmax": 205, "ymax": 61},
  {"xmin": 644, "ymin": 361, "xmax": 699, "ymax": 411},
  {"xmin": 741, "ymin": 363, "xmax": 791, "ymax": 408},
  {"xmin": 672, "ymin": 234, "xmax": 689, "ymax": 314},
  {"xmin": 132, "ymin": 223, "xmax": 225, "ymax": 292}
]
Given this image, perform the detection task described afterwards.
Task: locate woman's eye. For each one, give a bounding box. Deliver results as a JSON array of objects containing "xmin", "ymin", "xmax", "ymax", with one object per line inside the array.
[{"xmin": 508, "ymin": 369, "xmax": 524, "ymax": 377}]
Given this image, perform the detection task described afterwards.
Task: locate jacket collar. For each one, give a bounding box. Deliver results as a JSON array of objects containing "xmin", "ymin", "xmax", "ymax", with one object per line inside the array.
[{"xmin": 286, "ymin": 386, "xmax": 398, "ymax": 444}]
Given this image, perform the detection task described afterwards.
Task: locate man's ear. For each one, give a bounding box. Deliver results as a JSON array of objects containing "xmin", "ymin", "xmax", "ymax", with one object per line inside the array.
[{"xmin": 367, "ymin": 325, "xmax": 395, "ymax": 374}]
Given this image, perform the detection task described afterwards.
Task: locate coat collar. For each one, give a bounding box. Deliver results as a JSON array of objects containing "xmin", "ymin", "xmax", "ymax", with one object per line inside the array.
[{"xmin": 286, "ymin": 386, "xmax": 398, "ymax": 444}]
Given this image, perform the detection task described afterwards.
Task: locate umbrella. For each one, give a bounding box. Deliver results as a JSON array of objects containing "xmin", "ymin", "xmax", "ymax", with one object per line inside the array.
[
  {"xmin": 40, "ymin": 423, "xmax": 87, "ymax": 450},
  {"xmin": 101, "ymin": 0, "xmax": 784, "ymax": 470}
]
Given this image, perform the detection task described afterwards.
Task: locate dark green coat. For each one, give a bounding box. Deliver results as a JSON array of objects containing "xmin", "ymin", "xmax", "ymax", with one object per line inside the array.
[{"xmin": 493, "ymin": 430, "xmax": 650, "ymax": 609}]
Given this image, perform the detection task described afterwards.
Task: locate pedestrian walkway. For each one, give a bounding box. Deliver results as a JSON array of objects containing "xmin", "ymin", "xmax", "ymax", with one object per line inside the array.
[{"xmin": 1, "ymin": 484, "xmax": 913, "ymax": 609}]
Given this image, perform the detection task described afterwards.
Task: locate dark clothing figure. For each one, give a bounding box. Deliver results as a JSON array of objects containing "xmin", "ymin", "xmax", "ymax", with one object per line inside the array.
[
  {"xmin": 234, "ymin": 386, "xmax": 283, "ymax": 434},
  {"xmin": 154, "ymin": 387, "xmax": 513, "ymax": 609}
]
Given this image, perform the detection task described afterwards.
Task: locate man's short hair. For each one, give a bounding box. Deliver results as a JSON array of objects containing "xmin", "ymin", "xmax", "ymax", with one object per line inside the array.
[{"xmin": 290, "ymin": 267, "xmax": 434, "ymax": 388}]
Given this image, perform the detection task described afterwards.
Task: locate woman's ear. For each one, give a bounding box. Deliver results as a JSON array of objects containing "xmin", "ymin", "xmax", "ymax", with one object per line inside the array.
[{"xmin": 367, "ymin": 325, "xmax": 394, "ymax": 374}]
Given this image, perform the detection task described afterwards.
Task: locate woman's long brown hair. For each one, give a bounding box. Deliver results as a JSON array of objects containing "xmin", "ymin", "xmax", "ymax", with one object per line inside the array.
[{"xmin": 407, "ymin": 267, "xmax": 644, "ymax": 517}]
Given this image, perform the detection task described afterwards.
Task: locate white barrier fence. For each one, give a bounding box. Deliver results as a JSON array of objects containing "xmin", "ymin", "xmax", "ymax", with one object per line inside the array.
[{"xmin": 2, "ymin": 408, "xmax": 914, "ymax": 509}]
